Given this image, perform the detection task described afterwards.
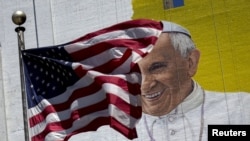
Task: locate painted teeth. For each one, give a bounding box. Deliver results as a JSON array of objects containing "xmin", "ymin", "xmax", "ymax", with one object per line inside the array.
[{"xmin": 145, "ymin": 92, "xmax": 161, "ymax": 99}]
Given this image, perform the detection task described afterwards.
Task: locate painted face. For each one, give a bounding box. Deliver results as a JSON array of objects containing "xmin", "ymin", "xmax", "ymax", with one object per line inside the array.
[{"xmin": 138, "ymin": 33, "xmax": 198, "ymax": 116}]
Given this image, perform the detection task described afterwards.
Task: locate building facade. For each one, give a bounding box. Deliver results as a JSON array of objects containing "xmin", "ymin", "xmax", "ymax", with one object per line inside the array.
[{"xmin": 1, "ymin": 0, "xmax": 249, "ymax": 140}]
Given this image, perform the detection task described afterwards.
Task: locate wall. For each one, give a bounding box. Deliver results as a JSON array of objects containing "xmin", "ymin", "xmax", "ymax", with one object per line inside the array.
[{"xmin": 0, "ymin": 46, "xmax": 7, "ymax": 141}]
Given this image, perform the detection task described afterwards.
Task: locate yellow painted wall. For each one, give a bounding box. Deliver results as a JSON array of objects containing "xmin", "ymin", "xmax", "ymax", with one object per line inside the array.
[{"xmin": 132, "ymin": 0, "xmax": 250, "ymax": 92}]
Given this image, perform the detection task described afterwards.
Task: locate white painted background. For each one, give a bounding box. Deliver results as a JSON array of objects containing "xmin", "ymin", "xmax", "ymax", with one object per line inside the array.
[{"xmin": 0, "ymin": 0, "xmax": 133, "ymax": 140}]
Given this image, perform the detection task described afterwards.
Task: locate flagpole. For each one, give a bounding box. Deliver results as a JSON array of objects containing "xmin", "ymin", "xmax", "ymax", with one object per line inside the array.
[{"xmin": 12, "ymin": 10, "xmax": 30, "ymax": 141}]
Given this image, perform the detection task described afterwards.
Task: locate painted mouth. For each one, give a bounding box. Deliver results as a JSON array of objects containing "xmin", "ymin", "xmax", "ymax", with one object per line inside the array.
[{"xmin": 143, "ymin": 90, "xmax": 164, "ymax": 100}]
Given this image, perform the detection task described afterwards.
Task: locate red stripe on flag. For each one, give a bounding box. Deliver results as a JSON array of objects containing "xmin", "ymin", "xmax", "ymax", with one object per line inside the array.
[
  {"xmin": 92, "ymin": 49, "xmax": 132, "ymax": 74},
  {"xmin": 107, "ymin": 93, "xmax": 142, "ymax": 119},
  {"xmin": 110, "ymin": 116, "xmax": 138, "ymax": 140},
  {"xmin": 69, "ymin": 37, "xmax": 158, "ymax": 62},
  {"xmin": 70, "ymin": 19, "xmax": 162, "ymax": 43},
  {"xmin": 29, "ymin": 83, "xmax": 102, "ymax": 127},
  {"xmin": 29, "ymin": 74, "xmax": 140, "ymax": 127},
  {"xmin": 95, "ymin": 75, "xmax": 141, "ymax": 95},
  {"xmin": 31, "ymin": 99, "xmax": 108, "ymax": 141},
  {"xmin": 74, "ymin": 65, "xmax": 87, "ymax": 78},
  {"xmin": 63, "ymin": 117, "xmax": 110, "ymax": 141}
]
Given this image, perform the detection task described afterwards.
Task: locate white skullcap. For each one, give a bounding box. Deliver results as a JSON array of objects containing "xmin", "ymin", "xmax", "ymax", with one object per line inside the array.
[{"xmin": 161, "ymin": 21, "xmax": 191, "ymax": 38}]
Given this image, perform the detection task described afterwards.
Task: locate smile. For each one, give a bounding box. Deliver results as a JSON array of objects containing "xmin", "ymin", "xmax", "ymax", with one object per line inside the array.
[{"xmin": 143, "ymin": 90, "xmax": 164, "ymax": 100}]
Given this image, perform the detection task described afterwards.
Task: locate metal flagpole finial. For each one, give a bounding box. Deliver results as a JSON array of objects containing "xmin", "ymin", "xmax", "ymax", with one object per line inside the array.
[
  {"xmin": 12, "ymin": 10, "xmax": 26, "ymax": 26},
  {"xmin": 12, "ymin": 11, "xmax": 26, "ymax": 34}
]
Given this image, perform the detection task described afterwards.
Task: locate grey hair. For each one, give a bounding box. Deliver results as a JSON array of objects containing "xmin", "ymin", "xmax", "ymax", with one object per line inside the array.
[{"xmin": 168, "ymin": 32, "xmax": 196, "ymax": 58}]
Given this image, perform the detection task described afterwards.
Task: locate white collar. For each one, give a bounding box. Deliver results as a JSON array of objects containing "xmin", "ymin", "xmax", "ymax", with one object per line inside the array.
[{"xmin": 175, "ymin": 80, "xmax": 204, "ymax": 114}]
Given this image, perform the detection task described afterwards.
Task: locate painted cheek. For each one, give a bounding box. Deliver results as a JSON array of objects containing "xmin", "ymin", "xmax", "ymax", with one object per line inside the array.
[{"xmin": 160, "ymin": 73, "xmax": 180, "ymax": 89}]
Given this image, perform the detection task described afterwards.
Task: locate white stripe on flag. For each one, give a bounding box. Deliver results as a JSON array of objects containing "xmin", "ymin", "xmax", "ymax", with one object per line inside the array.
[{"xmin": 64, "ymin": 27, "xmax": 161, "ymax": 54}]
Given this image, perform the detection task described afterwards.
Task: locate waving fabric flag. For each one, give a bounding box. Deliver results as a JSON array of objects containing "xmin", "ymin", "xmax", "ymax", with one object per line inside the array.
[{"xmin": 22, "ymin": 19, "xmax": 163, "ymax": 141}]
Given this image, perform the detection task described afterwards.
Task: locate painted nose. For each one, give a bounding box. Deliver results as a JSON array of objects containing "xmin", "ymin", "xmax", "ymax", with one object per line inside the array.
[{"xmin": 140, "ymin": 75, "xmax": 156, "ymax": 93}]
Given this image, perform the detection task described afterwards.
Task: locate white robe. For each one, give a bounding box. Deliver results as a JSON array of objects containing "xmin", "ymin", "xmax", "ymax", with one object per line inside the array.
[{"xmin": 70, "ymin": 81, "xmax": 250, "ymax": 141}]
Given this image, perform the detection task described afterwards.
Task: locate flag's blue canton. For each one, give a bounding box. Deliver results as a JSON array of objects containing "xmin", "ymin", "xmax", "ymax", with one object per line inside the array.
[{"xmin": 22, "ymin": 46, "xmax": 80, "ymax": 108}]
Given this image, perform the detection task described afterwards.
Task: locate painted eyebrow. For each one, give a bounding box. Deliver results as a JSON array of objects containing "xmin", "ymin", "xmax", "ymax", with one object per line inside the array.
[{"xmin": 148, "ymin": 62, "xmax": 167, "ymax": 72}]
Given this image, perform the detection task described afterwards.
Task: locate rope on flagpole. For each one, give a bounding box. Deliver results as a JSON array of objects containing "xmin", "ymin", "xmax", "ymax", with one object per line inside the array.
[{"xmin": 12, "ymin": 10, "xmax": 30, "ymax": 141}]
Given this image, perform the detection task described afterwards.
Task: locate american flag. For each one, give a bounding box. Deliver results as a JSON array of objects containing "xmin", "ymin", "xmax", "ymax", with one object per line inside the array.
[{"xmin": 22, "ymin": 19, "xmax": 163, "ymax": 141}]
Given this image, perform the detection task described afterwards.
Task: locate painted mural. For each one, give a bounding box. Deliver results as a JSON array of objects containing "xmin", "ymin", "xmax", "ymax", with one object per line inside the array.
[{"xmin": 132, "ymin": 0, "xmax": 250, "ymax": 92}]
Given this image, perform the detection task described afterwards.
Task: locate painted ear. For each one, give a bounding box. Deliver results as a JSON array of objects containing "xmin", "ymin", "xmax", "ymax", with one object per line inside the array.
[{"xmin": 188, "ymin": 49, "xmax": 200, "ymax": 77}]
